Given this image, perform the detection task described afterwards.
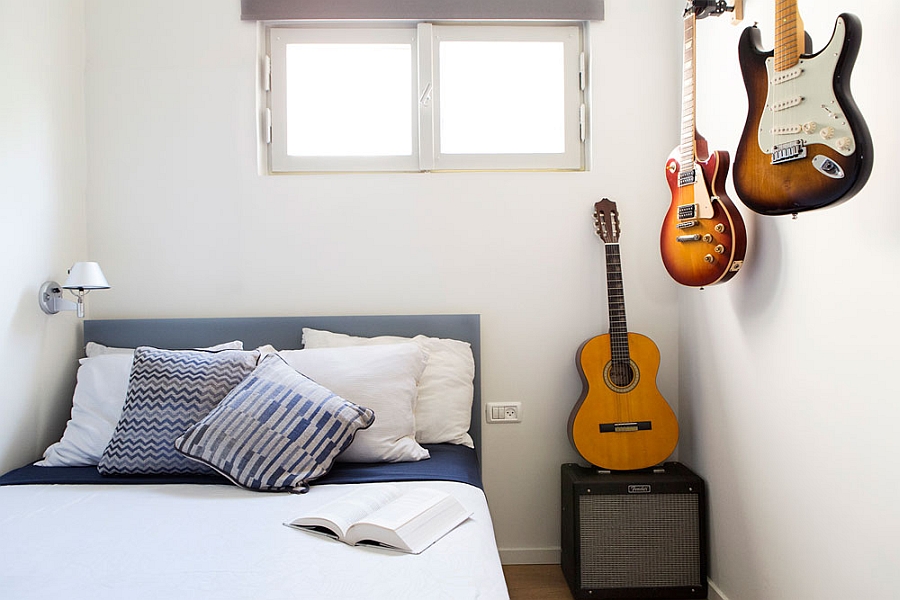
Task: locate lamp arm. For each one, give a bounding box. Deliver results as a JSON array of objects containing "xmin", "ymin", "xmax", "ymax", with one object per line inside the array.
[{"xmin": 38, "ymin": 281, "xmax": 79, "ymax": 315}]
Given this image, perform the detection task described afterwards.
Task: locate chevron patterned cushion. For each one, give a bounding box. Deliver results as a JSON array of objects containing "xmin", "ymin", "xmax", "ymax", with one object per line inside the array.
[
  {"xmin": 98, "ymin": 347, "xmax": 259, "ymax": 475},
  {"xmin": 173, "ymin": 354, "xmax": 375, "ymax": 492}
]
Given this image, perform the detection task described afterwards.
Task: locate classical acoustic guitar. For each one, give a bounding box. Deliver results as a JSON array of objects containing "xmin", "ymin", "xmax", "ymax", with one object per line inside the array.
[
  {"xmin": 660, "ymin": 1, "xmax": 747, "ymax": 288},
  {"xmin": 568, "ymin": 199, "xmax": 679, "ymax": 471},
  {"xmin": 733, "ymin": 0, "xmax": 873, "ymax": 216}
]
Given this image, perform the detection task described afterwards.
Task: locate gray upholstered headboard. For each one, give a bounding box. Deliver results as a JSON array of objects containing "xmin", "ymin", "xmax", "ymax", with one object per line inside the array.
[{"xmin": 83, "ymin": 314, "xmax": 482, "ymax": 453}]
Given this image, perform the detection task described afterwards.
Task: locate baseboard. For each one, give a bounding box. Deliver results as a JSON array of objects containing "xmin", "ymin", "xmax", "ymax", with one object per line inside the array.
[
  {"xmin": 498, "ymin": 547, "xmax": 560, "ymax": 565},
  {"xmin": 707, "ymin": 578, "xmax": 729, "ymax": 600}
]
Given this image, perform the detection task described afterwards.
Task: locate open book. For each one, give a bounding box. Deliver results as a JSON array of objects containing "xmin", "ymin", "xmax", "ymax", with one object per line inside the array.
[{"xmin": 284, "ymin": 484, "xmax": 472, "ymax": 554}]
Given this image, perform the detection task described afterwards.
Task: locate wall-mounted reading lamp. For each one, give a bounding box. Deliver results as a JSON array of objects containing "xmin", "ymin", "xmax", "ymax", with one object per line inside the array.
[{"xmin": 39, "ymin": 262, "xmax": 110, "ymax": 318}]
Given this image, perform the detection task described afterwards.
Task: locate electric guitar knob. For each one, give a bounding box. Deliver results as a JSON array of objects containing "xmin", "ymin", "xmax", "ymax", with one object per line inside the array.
[
  {"xmin": 836, "ymin": 136, "xmax": 853, "ymax": 152},
  {"xmin": 714, "ymin": 244, "xmax": 725, "ymax": 254},
  {"xmin": 702, "ymin": 234, "xmax": 713, "ymax": 243},
  {"xmin": 802, "ymin": 121, "xmax": 818, "ymax": 134},
  {"xmin": 714, "ymin": 223, "xmax": 725, "ymax": 233},
  {"xmin": 704, "ymin": 254, "xmax": 715, "ymax": 264},
  {"xmin": 820, "ymin": 126, "xmax": 835, "ymax": 140}
]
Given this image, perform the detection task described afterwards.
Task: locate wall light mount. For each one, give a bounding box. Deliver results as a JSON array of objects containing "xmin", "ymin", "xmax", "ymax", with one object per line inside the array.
[{"xmin": 39, "ymin": 262, "xmax": 110, "ymax": 318}]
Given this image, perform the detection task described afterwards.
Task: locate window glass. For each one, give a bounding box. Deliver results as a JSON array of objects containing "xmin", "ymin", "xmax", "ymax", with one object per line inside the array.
[
  {"xmin": 285, "ymin": 43, "xmax": 413, "ymax": 157},
  {"xmin": 439, "ymin": 41, "xmax": 565, "ymax": 155}
]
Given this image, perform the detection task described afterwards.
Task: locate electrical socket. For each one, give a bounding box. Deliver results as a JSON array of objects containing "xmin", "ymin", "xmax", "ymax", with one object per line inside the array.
[{"xmin": 486, "ymin": 402, "xmax": 521, "ymax": 423}]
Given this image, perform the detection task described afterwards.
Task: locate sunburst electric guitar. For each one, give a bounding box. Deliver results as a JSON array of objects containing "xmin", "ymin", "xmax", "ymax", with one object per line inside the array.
[
  {"xmin": 733, "ymin": 0, "xmax": 872, "ymax": 216},
  {"xmin": 568, "ymin": 199, "xmax": 679, "ymax": 471},
  {"xmin": 661, "ymin": 1, "xmax": 747, "ymax": 288}
]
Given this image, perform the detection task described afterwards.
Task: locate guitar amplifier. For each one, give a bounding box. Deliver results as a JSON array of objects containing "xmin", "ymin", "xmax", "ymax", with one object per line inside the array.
[{"xmin": 561, "ymin": 462, "xmax": 708, "ymax": 599}]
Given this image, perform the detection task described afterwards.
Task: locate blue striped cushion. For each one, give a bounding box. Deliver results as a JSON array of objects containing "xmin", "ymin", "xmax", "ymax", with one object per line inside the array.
[
  {"xmin": 173, "ymin": 354, "xmax": 375, "ymax": 492},
  {"xmin": 98, "ymin": 347, "xmax": 259, "ymax": 475}
]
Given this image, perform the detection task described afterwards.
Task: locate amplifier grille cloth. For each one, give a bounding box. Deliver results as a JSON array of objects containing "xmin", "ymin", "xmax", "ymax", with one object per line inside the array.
[{"xmin": 579, "ymin": 494, "xmax": 701, "ymax": 589}]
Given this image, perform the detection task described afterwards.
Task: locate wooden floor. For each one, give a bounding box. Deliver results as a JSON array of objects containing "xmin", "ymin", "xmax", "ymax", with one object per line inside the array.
[
  {"xmin": 503, "ymin": 565, "xmax": 715, "ymax": 600},
  {"xmin": 503, "ymin": 564, "xmax": 574, "ymax": 600}
]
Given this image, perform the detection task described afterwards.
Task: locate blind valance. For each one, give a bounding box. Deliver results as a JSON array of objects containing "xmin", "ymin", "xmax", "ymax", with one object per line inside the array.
[{"xmin": 241, "ymin": 0, "xmax": 604, "ymax": 21}]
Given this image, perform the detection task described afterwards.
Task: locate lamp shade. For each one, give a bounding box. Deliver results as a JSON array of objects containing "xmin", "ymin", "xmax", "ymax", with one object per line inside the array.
[{"xmin": 62, "ymin": 262, "xmax": 110, "ymax": 290}]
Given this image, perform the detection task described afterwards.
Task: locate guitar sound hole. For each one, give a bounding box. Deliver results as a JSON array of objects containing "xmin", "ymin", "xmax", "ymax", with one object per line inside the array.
[{"xmin": 609, "ymin": 362, "xmax": 634, "ymax": 388}]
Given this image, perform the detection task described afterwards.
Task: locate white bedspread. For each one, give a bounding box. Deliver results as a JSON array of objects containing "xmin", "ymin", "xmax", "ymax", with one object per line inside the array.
[{"xmin": 0, "ymin": 480, "xmax": 508, "ymax": 600}]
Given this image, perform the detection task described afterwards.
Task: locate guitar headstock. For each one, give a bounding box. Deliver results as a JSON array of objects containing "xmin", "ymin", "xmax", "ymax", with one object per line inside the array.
[{"xmin": 593, "ymin": 198, "xmax": 620, "ymax": 244}]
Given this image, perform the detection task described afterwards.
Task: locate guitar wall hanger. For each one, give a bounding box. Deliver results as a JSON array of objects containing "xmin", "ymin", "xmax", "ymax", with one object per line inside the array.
[{"xmin": 688, "ymin": 0, "xmax": 743, "ymax": 22}]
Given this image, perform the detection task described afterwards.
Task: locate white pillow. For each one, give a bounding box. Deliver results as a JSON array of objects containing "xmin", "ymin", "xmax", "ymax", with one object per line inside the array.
[
  {"xmin": 85, "ymin": 340, "xmax": 243, "ymax": 357},
  {"xmin": 301, "ymin": 328, "xmax": 475, "ymax": 447},
  {"xmin": 278, "ymin": 344, "xmax": 430, "ymax": 463},
  {"xmin": 37, "ymin": 354, "xmax": 134, "ymax": 466}
]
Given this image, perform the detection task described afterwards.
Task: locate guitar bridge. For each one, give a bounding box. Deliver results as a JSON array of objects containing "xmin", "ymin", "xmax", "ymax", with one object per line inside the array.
[
  {"xmin": 600, "ymin": 421, "xmax": 652, "ymax": 433},
  {"xmin": 771, "ymin": 140, "xmax": 807, "ymax": 164},
  {"xmin": 676, "ymin": 220, "xmax": 698, "ymax": 229}
]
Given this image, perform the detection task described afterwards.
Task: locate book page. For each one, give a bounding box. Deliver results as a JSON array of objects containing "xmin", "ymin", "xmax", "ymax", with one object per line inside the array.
[
  {"xmin": 287, "ymin": 484, "xmax": 402, "ymax": 539},
  {"xmin": 346, "ymin": 488, "xmax": 471, "ymax": 553},
  {"xmin": 394, "ymin": 493, "xmax": 472, "ymax": 553},
  {"xmin": 354, "ymin": 488, "xmax": 446, "ymax": 532}
]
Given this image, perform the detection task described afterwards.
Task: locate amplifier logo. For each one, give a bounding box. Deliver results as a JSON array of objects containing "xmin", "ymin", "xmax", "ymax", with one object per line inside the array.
[{"xmin": 628, "ymin": 485, "xmax": 651, "ymax": 494}]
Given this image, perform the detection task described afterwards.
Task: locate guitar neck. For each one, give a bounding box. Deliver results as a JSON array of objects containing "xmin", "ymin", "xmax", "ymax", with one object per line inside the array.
[
  {"xmin": 679, "ymin": 9, "xmax": 697, "ymax": 174},
  {"xmin": 605, "ymin": 242, "xmax": 630, "ymax": 364},
  {"xmin": 774, "ymin": 0, "xmax": 805, "ymax": 71}
]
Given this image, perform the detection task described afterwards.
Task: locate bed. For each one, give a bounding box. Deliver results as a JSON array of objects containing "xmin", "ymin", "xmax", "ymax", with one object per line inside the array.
[{"xmin": 0, "ymin": 314, "xmax": 509, "ymax": 600}]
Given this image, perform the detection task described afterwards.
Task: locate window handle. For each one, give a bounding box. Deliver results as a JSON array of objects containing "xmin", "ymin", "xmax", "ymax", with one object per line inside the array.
[{"xmin": 419, "ymin": 83, "xmax": 433, "ymax": 107}]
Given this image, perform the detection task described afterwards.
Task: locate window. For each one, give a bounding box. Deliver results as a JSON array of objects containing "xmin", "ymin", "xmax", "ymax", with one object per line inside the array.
[{"xmin": 265, "ymin": 23, "xmax": 586, "ymax": 173}]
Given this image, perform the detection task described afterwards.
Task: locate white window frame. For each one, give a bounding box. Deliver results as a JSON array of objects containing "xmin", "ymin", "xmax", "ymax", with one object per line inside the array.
[{"xmin": 264, "ymin": 22, "xmax": 587, "ymax": 173}]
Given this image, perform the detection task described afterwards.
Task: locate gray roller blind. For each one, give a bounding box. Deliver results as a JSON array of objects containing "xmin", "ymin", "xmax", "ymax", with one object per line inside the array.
[{"xmin": 241, "ymin": 0, "xmax": 604, "ymax": 21}]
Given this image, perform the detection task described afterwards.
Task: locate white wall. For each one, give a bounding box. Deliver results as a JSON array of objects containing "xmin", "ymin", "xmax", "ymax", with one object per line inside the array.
[
  {"xmin": 684, "ymin": 1, "xmax": 900, "ymax": 599},
  {"xmin": 81, "ymin": 0, "xmax": 682, "ymax": 563},
  {"xmin": 0, "ymin": 0, "xmax": 88, "ymax": 474}
]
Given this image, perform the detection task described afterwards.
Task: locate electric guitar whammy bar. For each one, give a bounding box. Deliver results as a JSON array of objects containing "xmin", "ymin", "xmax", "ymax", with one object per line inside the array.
[
  {"xmin": 569, "ymin": 200, "xmax": 679, "ymax": 471},
  {"xmin": 733, "ymin": 0, "xmax": 873, "ymax": 216},
  {"xmin": 660, "ymin": 1, "xmax": 747, "ymax": 287}
]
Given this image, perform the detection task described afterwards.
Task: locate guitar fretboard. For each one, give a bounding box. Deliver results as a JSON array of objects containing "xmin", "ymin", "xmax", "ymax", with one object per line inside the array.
[
  {"xmin": 774, "ymin": 0, "xmax": 803, "ymax": 71},
  {"xmin": 679, "ymin": 9, "xmax": 697, "ymax": 176},
  {"xmin": 605, "ymin": 242, "xmax": 630, "ymax": 365}
]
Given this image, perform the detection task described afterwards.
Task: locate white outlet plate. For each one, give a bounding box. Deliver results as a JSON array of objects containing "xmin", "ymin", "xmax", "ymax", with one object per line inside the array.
[{"xmin": 486, "ymin": 402, "xmax": 521, "ymax": 423}]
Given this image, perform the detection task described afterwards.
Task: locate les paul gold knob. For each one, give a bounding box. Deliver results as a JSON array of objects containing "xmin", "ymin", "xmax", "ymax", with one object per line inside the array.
[
  {"xmin": 714, "ymin": 244, "xmax": 725, "ymax": 254},
  {"xmin": 704, "ymin": 254, "xmax": 715, "ymax": 263},
  {"xmin": 714, "ymin": 223, "xmax": 726, "ymax": 233},
  {"xmin": 702, "ymin": 234, "xmax": 713, "ymax": 243}
]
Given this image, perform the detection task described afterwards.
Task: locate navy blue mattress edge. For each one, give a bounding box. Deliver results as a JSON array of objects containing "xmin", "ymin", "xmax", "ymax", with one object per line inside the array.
[{"xmin": 0, "ymin": 443, "xmax": 482, "ymax": 490}]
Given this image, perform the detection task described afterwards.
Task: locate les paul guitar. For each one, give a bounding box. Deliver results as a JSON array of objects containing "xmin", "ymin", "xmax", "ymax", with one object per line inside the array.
[
  {"xmin": 733, "ymin": 0, "xmax": 873, "ymax": 216},
  {"xmin": 568, "ymin": 199, "xmax": 679, "ymax": 471},
  {"xmin": 660, "ymin": 1, "xmax": 747, "ymax": 288}
]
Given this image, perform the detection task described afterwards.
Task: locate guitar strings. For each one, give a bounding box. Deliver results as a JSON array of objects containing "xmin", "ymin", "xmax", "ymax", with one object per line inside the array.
[
  {"xmin": 605, "ymin": 241, "xmax": 633, "ymax": 424},
  {"xmin": 771, "ymin": 0, "xmax": 799, "ymax": 159}
]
